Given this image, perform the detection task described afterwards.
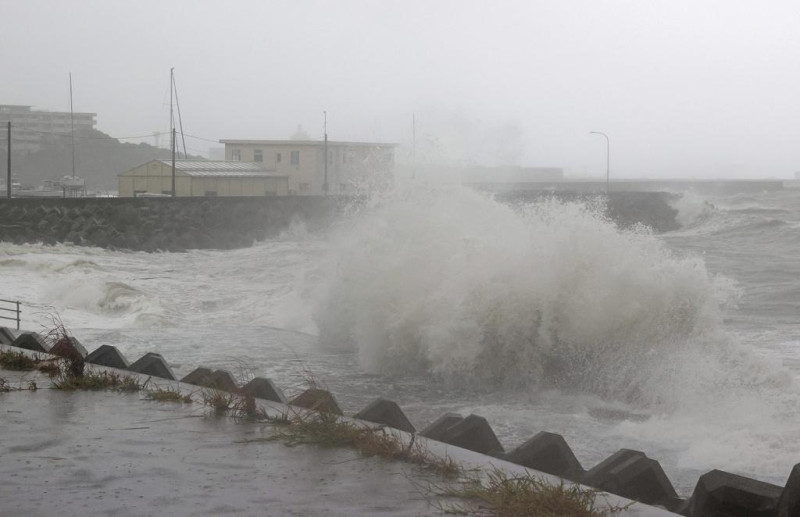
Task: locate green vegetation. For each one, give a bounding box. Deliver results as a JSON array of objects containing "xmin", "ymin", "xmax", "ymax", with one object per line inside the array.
[
  {"xmin": 202, "ymin": 389, "xmax": 234, "ymax": 414},
  {"xmin": 245, "ymin": 409, "xmax": 463, "ymax": 479},
  {"xmin": 146, "ymin": 386, "xmax": 193, "ymax": 403},
  {"xmin": 53, "ymin": 368, "xmax": 141, "ymax": 392},
  {"xmin": 0, "ymin": 349, "xmax": 36, "ymax": 370},
  {"xmin": 438, "ymin": 468, "xmax": 631, "ymax": 516}
]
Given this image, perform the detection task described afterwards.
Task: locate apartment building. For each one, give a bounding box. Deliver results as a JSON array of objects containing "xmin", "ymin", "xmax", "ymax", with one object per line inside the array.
[{"xmin": 0, "ymin": 104, "xmax": 97, "ymax": 153}]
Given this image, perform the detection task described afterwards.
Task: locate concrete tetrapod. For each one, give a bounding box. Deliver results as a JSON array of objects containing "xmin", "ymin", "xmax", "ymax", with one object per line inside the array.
[
  {"xmin": 289, "ymin": 388, "xmax": 343, "ymax": 415},
  {"xmin": 85, "ymin": 345, "xmax": 130, "ymax": 369},
  {"xmin": 209, "ymin": 370, "xmax": 238, "ymax": 393},
  {"xmin": 776, "ymin": 463, "xmax": 800, "ymax": 517},
  {"xmin": 10, "ymin": 332, "xmax": 49, "ymax": 353},
  {"xmin": 582, "ymin": 449, "xmax": 681, "ymax": 509},
  {"xmin": 419, "ymin": 413, "xmax": 464, "ymax": 441},
  {"xmin": 127, "ymin": 353, "xmax": 176, "ymax": 380},
  {"xmin": 241, "ymin": 378, "xmax": 287, "ymax": 404},
  {"xmin": 180, "ymin": 367, "xmax": 214, "ymax": 387},
  {"xmin": 437, "ymin": 414, "xmax": 504, "ymax": 456},
  {"xmin": 504, "ymin": 431, "xmax": 585, "ymax": 482},
  {"xmin": 353, "ymin": 398, "xmax": 416, "ymax": 434},
  {"xmin": 686, "ymin": 469, "xmax": 782, "ymax": 517},
  {"xmin": 49, "ymin": 337, "xmax": 88, "ymax": 361},
  {"xmin": 0, "ymin": 327, "xmax": 21, "ymax": 346}
]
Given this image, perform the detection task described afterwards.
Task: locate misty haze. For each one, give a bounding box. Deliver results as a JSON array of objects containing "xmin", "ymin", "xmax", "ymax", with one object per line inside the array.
[{"xmin": 2, "ymin": 1, "xmax": 800, "ymax": 516}]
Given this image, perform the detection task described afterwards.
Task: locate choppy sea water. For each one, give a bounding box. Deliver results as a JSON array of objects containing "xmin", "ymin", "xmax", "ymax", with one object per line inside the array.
[{"xmin": 2, "ymin": 185, "xmax": 800, "ymax": 495}]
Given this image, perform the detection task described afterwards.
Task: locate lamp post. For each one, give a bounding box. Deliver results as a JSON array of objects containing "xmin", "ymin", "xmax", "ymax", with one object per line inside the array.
[
  {"xmin": 590, "ymin": 131, "xmax": 610, "ymax": 194},
  {"xmin": 323, "ymin": 111, "xmax": 329, "ymax": 195}
]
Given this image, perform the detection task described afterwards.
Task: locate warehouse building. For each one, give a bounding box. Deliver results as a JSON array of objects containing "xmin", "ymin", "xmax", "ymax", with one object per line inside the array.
[{"xmin": 118, "ymin": 160, "xmax": 288, "ymax": 197}]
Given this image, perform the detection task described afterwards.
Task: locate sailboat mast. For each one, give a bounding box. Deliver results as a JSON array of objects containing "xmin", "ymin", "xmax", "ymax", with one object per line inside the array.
[
  {"xmin": 170, "ymin": 67, "xmax": 176, "ymax": 197},
  {"xmin": 69, "ymin": 72, "xmax": 75, "ymax": 179},
  {"xmin": 172, "ymin": 72, "xmax": 188, "ymax": 159}
]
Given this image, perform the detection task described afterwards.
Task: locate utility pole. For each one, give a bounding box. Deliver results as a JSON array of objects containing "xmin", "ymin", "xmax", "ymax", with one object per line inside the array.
[
  {"xmin": 6, "ymin": 121, "xmax": 10, "ymax": 199},
  {"xmin": 323, "ymin": 110, "xmax": 329, "ymax": 195},
  {"xmin": 171, "ymin": 128, "xmax": 176, "ymax": 197},
  {"xmin": 590, "ymin": 131, "xmax": 610, "ymax": 194},
  {"xmin": 412, "ymin": 113, "xmax": 416, "ymax": 180}
]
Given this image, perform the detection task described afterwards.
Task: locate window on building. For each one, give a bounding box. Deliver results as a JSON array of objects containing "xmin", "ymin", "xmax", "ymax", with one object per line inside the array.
[
  {"xmin": 254, "ymin": 150, "xmax": 263, "ymax": 162},
  {"xmin": 290, "ymin": 150, "xmax": 300, "ymax": 166},
  {"xmin": 231, "ymin": 150, "xmax": 241, "ymax": 161},
  {"xmin": 299, "ymin": 182, "xmax": 310, "ymax": 192},
  {"xmin": 276, "ymin": 152, "xmax": 282, "ymax": 163}
]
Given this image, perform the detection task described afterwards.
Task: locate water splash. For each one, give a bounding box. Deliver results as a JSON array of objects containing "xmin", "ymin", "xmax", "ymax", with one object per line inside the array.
[{"xmin": 314, "ymin": 185, "xmax": 739, "ymax": 408}]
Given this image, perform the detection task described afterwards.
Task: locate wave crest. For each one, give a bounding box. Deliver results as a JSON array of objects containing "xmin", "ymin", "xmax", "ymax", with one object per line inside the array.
[{"xmin": 314, "ymin": 186, "xmax": 736, "ymax": 406}]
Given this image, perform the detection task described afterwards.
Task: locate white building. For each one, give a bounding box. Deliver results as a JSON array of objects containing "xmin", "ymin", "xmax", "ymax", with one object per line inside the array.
[
  {"xmin": 0, "ymin": 104, "xmax": 96, "ymax": 153},
  {"xmin": 219, "ymin": 139, "xmax": 396, "ymax": 196}
]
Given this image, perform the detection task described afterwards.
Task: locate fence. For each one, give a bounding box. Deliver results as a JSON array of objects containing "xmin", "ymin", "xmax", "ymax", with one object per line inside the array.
[{"xmin": 0, "ymin": 299, "xmax": 21, "ymax": 330}]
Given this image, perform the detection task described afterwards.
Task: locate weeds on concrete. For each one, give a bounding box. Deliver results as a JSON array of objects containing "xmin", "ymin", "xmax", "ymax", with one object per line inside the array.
[
  {"xmin": 435, "ymin": 467, "xmax": 631, "ymax": 516},
  {"xmin": 252, "ymin": 409, "xmax": 463, "ymax": 479},
  {"xmin": 0, "ymin": 376, "xmax": 40, "ymax": 392},
  {"xmin": 146, "ymin": 386, "xmax": 193, "ymax": 403},
  {"xmin": 231, "ymin": 393, "xmax": 268, "ymax": 420},
  {"xmin": 0, "ymin": 349, "xmax": 36, "ymax": 370},
  {"xmin": 202, "ymin": 389, "xmax": 234, "ymax": 414},
  {"xmin": 53, "ymin": 367, "xmax": 141, "ymax": 392}
]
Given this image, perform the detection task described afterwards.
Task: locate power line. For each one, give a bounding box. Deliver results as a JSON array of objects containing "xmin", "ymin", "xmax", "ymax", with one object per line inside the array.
[{"xmin": 9, "ymin": 127, "xmax": 168, "ymax": 141}]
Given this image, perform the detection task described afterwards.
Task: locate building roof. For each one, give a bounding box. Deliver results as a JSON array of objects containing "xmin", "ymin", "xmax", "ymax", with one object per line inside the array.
[
  {"xmin": 218, "ymin": 139, "xmax": 397, "ymax": 148},
  {"xmin": 152, "ymin": 160, "xmax": 287, "ymax": 177}
]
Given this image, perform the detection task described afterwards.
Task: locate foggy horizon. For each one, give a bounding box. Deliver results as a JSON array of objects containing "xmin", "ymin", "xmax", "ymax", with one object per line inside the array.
[{"xmin": 2, "ymin": 0, "xmax": 799, "ymax": 179}]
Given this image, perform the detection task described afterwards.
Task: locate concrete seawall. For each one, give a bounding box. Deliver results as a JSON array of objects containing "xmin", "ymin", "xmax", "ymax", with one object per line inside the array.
[
  {"xmin": 0, "ymin": 197, "xmax": 342, "ymax": 252},
  {"xmin": 0, "ymin": 192, "xmax": 679, "ymax": 252}
]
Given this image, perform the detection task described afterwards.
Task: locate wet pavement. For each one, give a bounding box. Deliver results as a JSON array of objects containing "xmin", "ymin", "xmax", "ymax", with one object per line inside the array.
[{"xmin": 0, "ymin": 353, "xmax": 673, "ymax": 517}]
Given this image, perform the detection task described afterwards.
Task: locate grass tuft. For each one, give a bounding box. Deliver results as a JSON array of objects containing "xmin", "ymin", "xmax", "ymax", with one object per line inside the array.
[
  {"xmin": 440, "ymin": 468, "xmax": 631, "ymax": 516},
  {"xmin": 203, "ymin": 389, "xmax": 234, "ymax": 414},
  {"xmin": 146, "ymin": 386, "xmax": 193, "ymax": 403},
  {"xmin": 53, "ymin": 368, "xmax": 141, "ymax": 392},
  {"xmin": 251, "ymin": 409, "xmax": 463, "ymax": 478},
  {"xmin": 0, "ymin": 349, "xmax": 36, "ymax": 370}
]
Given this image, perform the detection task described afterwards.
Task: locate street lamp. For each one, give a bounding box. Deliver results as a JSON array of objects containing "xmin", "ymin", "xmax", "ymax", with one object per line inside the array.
[{"xmin": 590, "ymin": 131, "xmax": 610, "ymax": 194}]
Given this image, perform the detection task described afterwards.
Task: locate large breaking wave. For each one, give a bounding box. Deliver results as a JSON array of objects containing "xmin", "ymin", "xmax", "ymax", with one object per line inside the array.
[{"xmin": 314, "ymin": 185, "xmax": 742, "ymax": 408}]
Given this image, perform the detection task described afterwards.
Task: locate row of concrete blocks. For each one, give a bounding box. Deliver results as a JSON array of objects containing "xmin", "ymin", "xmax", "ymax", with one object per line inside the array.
[{"xmin": 1, "ymin": 327, "xmax": 797, "ymax": 516}]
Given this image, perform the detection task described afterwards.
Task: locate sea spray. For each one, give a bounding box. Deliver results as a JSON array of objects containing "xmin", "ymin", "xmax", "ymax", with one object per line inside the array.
[{"xmin": 314, "ymin": 185, "xmax": 738, "ymax": 407}]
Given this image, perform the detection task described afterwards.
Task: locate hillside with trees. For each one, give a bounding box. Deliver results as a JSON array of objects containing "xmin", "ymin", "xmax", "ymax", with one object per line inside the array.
[{"xmin": 1, "ymin": 128, "xmax": 203, "ymax": 192}]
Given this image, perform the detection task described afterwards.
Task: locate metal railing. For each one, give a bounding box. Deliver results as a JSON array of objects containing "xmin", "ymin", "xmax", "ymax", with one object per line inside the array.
[{"xmin": 0, "ymin": 299, "xmax": 21, "ymax": 330}]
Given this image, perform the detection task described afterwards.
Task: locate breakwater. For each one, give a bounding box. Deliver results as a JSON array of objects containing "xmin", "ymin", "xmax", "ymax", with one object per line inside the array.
[
  {"xmin": 0, "ymin": 197, "xmax": 341, "ymax": 252},
  {"xmin": 0, "ymin": 192, "xmax": 679, "ymax": 251},
  {"xmin": 1, "ymin": 327, "xmax": 798, "ymax": 515}
]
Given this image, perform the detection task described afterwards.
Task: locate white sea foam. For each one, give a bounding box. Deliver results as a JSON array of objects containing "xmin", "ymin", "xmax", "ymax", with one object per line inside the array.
[{"xmin": 313, "ymin": 184, "xmax": 750, "ymax": 409}]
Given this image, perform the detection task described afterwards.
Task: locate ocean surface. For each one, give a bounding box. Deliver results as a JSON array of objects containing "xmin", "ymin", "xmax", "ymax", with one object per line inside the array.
[{"xmin": 2, "ymin": 185, "xmax": 799, "ymax": 495}]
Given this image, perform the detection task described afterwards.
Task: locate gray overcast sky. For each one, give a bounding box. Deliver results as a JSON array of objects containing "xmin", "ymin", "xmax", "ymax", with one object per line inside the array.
[{"xmin": 2, "ymin": 0, "xmax": 799, "ymax": 178}]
